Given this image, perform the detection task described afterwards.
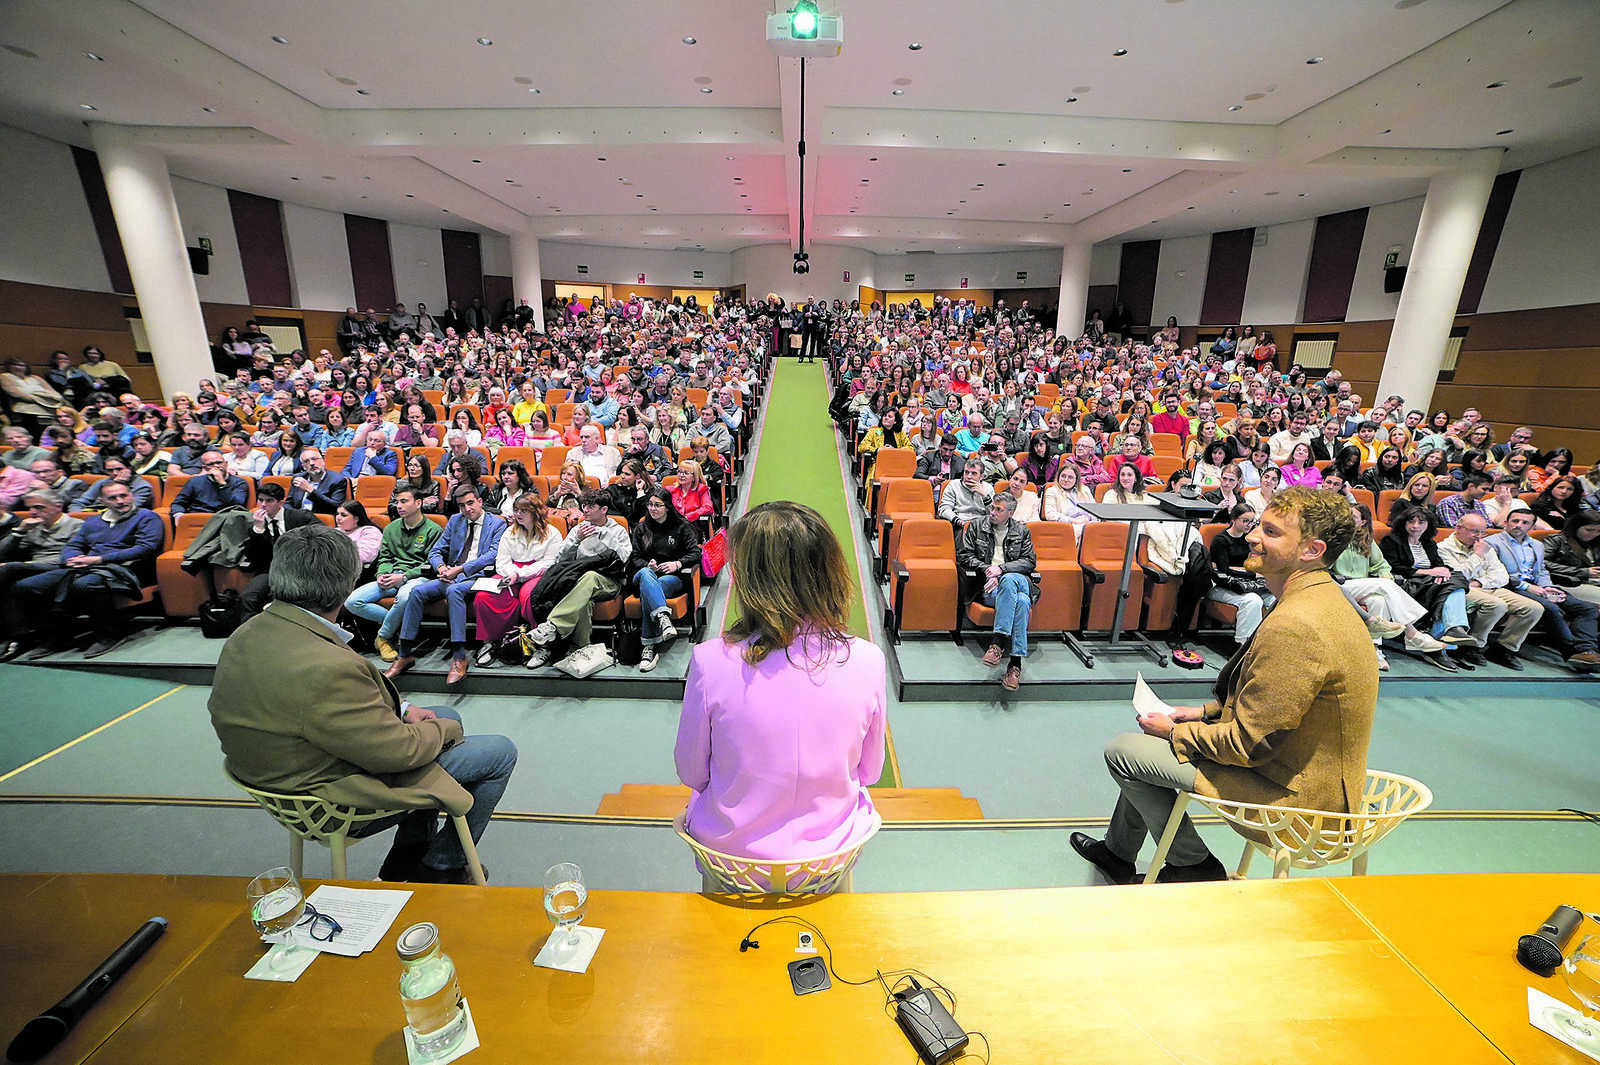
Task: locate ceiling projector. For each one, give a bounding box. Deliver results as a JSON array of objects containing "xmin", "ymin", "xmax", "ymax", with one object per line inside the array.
[{"xmin": 766, "ymin": 10, "xmax": 843, "ymax": 58}]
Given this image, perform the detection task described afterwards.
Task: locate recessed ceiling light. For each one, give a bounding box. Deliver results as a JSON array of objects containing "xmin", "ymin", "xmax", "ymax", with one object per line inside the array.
[
  {"xmin": 471, "ymin": 159, "xmax": 481, "ymax": 163},
  {"xmin": 1228, "ymin": 189, "xmax": 1238, "ymax": 194},
  {"xmin": 726, "ymin": 155, "xmax": 735, "ymax": 161},
  {"xmin": 1486, "ymin": 81, "xmax": 1506, "ymax": 89},
  {"xmin": 1298, "ymin": 192, "xmax": 1309, "ymax": 197},
  {"xmin": 1186, "ymin": 206, "xmax": 1195, "ymax": 210},
  {"xmin": 528, "ymin": 88, "xmax": 540, "ymax": 94},
  {"xmin": 947, "ymin": 211, "xmax": 954, "ymax": 215},
  {"xmin": 637, "ymin": 194, "xmax": 644, "ymax": 198},
  {"xmin": 908, "ymin": 42, "xmax": 923, "ymax": 50},
  {"xmin": 1065, "ymin": 96, "xmax": 1078, "ymax": 103},
  {"xmin": 202, "ymin": 106, "xmax": 217, "ymax": 113},
  {"xmin": 1548, "ymin": 76, "xmax": 1583, "ymax": 89},
  {"xmin": 891, "ymin": 89, "xmax": 904, "ymax": 95},
  {"xmin": 1380, "ymin": 128, "xmax": 1391, "ymax": 134},
  {"xmin": 1306, "ymin": 56, "xmax": 1324, "ymax": 64},
  {"xmin": 355, "ymin": 88, "xmax": 370, "ymax": 95},
  {"xmin": 597, "ymin": 156, "xmax": 606, "ymax": 161},
  {"xmin": 682, "ymin": 36, "xmax": 697, "ymax": 45},
  {"xmin": 700, "ymin": 87, "xmax": 713, "ymax": 93},
  {"xmin": 291, "ymin": 176, "xmax": 300, "ymax": 181},
  {"xmin": 1112, "ymin": 48, "xmax": 1128, "ymax": 57},
  {"xmin": 740, "ymin": 194, "xmax": 747, "ymax": 198},
  {"xmin": 79, "ymin": 103, "xmax": 96, "ymax": 110},
  {"xmin": 959, "ymin": 200, "xmax": 966, "ymax": 204},
  {"xmin": 404, "ymin": 192, "xmax": 412, "ymax": 196},
  {"xmin": 1227, "ymin": 105, "xmax": 1243, "ymax": 112},
  {"xmin": 1496, "ymin": 129, "xmax": 1514, "ymax": 136},
  {"xmin": 271, "ymin": 35, "xmax": 289, "ymax": 44},
  {"xmin": 1062, "ymin": 203, "xmax": 1070, "ymax": 206},
  {"xmin": 996, "ymin": 162, "xmax": 1006, "ymax": 167},
  {"xmin": 975, "ymin": 183, "xmax": 984, "ymax": 187},
  {"xmin": 505, "ymin": 179, "xmax": 515, "ymax": 183},
  {"xmin": 84, "ymin": 51, "xmax": 104, "ymax": 61},
  {"xmin": 476, "ymin": 37, "xmax": 493, "ymax": 46}
]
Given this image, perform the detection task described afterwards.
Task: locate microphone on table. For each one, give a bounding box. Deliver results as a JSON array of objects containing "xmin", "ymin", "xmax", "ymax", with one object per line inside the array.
[
  {"xmin": 6, "ymin": 916, "xmax": 168, "ymax": 1064},
  {"xmin": 1517, "ymin": 904, "xmax": 1584, "ymax": 977}
]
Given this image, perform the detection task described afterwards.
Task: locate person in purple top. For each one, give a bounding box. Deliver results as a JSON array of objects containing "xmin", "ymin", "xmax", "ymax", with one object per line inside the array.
[{"xmin": 674, "ymin": 501, "xmax": 886, "ymax": 869}]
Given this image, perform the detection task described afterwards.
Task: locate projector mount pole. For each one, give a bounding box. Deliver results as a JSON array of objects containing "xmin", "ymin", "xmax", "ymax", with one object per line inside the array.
[{"xmin": 797, "ymin": 57, "xmax": 806, "ymax": 258}]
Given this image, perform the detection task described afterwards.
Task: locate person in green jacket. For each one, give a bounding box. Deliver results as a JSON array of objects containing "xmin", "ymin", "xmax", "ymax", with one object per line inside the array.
[
  {"xmin": 343, "ymin": 485, "xmax": 442, "ymax": 661},
  {"xmin": 1334, "ymin": 502, "xmax": 1447, "ymax": 671}
]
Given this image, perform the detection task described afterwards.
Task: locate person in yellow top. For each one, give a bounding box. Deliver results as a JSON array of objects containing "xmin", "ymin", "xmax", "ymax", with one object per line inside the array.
[
  {"xmin": 511, "ymin": 380, "xmax": 548, "ymax": 427},
  {"xmin": 1344, "ymin": 419, "xmax": 1385, "ymax": 463}
]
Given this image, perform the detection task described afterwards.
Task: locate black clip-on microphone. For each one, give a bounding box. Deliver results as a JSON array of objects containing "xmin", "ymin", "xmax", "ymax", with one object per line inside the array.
[
  {"xmin": 6, "ymin": 916, "xmax": 167, "ymax": 1063},
  {"xmin": 739, "ymin": 937, "xmax": 760, "ymax": 952}
]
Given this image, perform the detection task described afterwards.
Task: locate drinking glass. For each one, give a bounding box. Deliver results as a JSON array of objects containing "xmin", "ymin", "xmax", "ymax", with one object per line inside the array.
[
  {"xmin": 543, "ymin": 862, "xmax": 588, "ymax": 950},
  {"xmin": 1559, "ymin": 934, "xmax": 1600, "ymax": 1049},
  {"xmin": 247, "ymin": 866, "xmax": 306, "ymax": 936}
]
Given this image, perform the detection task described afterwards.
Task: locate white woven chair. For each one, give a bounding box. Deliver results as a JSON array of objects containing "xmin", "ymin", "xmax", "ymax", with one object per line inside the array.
[
  {"xmin": 673, "ymin": 811, "xmax": 881, "ymax": 895},
  {"xmin": 1142, "ymin": 769, "xmax": 1433, "ymax": 883},
  {"xmin": 227, "ymin": 769, "xmax": 487, "ymax": 885}
]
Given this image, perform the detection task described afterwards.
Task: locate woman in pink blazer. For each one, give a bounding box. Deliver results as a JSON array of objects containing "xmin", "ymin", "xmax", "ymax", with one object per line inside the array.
[{"xmin": 674, "ymin": 501, "xmax": 885, "ymax": 862}]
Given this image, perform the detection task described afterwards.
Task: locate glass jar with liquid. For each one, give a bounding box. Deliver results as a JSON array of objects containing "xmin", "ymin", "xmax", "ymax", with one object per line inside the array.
[{"xmin": 397, "ymin": 922, "xmax": 468, "ymax": 1058}]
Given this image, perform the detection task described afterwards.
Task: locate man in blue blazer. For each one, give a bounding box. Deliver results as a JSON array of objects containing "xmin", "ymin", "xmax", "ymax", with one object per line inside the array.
[
  {"xmin": 288, "ymin": 448, "xmax": 351, "ymax": 514},
  {"xmin": 385, "ymin": 481, "xmax": 506, "ymax": 685},
  {"xmin": 1489, "ymin": 509, "xmax": 1600, "ymax": 672},
  {"xmin": 342, "ymin": 430, "xmax": 400, "ymax": 478}
]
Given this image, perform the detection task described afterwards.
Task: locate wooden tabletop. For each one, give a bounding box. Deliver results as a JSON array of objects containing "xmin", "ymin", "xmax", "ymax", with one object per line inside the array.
[
  {"xmin": 1332, "ymin": 872, "xmax": 1600, "ymax": 1065},
  {"xmin": 30, "ymin": 874, "xmax": 1545, "ymax": 1065}
]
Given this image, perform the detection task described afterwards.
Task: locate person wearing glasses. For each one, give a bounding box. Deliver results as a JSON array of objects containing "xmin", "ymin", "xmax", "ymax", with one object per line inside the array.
[
  {"xmin": 169, "ymin": 451, "xmax": 250, "ymax": 516},
  {"xmin": 0, "ymin": 489, "xmax": 83, "ymax": 661},
  {"xmin": 210, "ymin": 524, "xmax": 517, "ymax": 885},
  {"xmin": 9, "ymin": 479, "xmax": 164, "ymax": 659},
  {"xmin": 1205, "ymin": 503, "xmax": 1276, "ymax": 647}
]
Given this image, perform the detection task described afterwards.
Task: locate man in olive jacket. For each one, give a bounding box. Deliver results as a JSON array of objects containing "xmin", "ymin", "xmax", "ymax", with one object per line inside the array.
[
  {"xmin": 1072, "ymin": 486, "xmax": 1378, "ymax": 884},
  {"xmin": 209, "ymin": 524, "xmax": 517, "ymax": 884}
]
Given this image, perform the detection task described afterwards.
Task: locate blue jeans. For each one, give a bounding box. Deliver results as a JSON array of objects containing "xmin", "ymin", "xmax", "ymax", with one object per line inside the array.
[
  {"xmin": 634, "ymin": 569, "xmax": 684, "ymax": 644},
  {"xmin": 1429, "ymin": 588, "xmax": 1470, "ymax": 637},
  {"xmin": 981, "ymin": 571, "xmax": 1033, "ymax": 658},
  {"xmin": 398, "ymin": 577, "xmax": 479, "ymax": 648},
  {"xmin": 345, "ymin": 577, "xmax": 424, "ymax": 639},
  {"xmin": 356, "ymin": 707, "xmax": 519, "ymax": 875}
]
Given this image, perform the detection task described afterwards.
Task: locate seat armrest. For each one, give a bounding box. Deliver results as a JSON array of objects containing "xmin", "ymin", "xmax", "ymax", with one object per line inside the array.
[
  {"xmin": 1080, "ymin": 561, "xmax": 1107, "ymax": 585},
  {"xmin": 1140, "ymin": 563, "xmax": 1172, "ymax": 584}
]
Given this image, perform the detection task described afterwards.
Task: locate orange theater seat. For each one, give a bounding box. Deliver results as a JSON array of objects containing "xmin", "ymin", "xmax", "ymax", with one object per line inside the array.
[
  {"xmin": 1028, "ymin": 522, "xmax": 1084, "ymax": 634},
  {"xmin": 887, "ymin": 518, "xmax": 959, "ymax": 641},
  {"xmin": 1079, "ymin": 521, "xmax": 1145, "ymax": 633},
  {"xmin": 875, "ymin": 477, "xmax": 936, "ymax": 582},
  {"xmin": 1198, "ymin": 523, "xmax": 1237, "ymax": 631},
  {"xmin": 156, "ymin": 512, "xmax": 247, "ymax": 617}
]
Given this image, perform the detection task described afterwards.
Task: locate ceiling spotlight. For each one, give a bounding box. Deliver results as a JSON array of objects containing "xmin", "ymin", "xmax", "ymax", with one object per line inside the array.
[
  {"xmin": 1306, "ymin": 56, "xmax": 1324, "ymax": 64},
  {"xmin": 356, "ymin": 88, "xmax": 370, "ymax": 95},
  {"xmin": 1227, "ymin": 105, "xmax": 1243, "ymax": 112},
  {"xmin": 79, "ymin": 103, "xmax": 97, "ymax": 110},
  {"xmin": 477, "ymin": 37, "xmax": 494, "ymax": 46},
  {"xmin": 700, "ymin": 87, "xmax": 714, "ymax": 93},
  {"xmin": 271, "ymin": 35, "xmax": 288, "ymax": 44},
  {"xmin": 891, "ymin": 89, "xmax": 904, "ymax": 95},
  {"xmin": 1379, "ymin": 128, "xmax": 1391, "ymax": 134},
  {"xmin": 682, "ymin": 36, "xmax": 698, "ymax": 45},
  {"xmin": 202, "ymin": 106, "xmax": 218, "ymax": 113},
  {"xmin": 726, "ymin": 156, "xmax": 736, "ymax": 161},
  {"xmin": 1065, "ymin": 96, "xmax": 1078, "ymax": 103},
  {"xmin": 1486, "ymin": 81, "xmax": 1506, "ymax": 89},
  {"xmin": 528, "ymin": 88, "xmax": 540, "ymax": 94},
  {"xmin": 1496, "ymin": 129, "xmax": 1514, "ymax": 136},
  {"xmin": 1112, "ymin": 48, "xmax": 1128, "ymax": 57},
  {"xmin": 908, "ymin": 42, "xmax": 923, "ymax": 51},
  {"xmin": 84, "ymin": 52, "xmax": 104, "ymax": 61},
  {"xmin": 597, "ymin": 156, "xmax": 606, "ymax": 161}
]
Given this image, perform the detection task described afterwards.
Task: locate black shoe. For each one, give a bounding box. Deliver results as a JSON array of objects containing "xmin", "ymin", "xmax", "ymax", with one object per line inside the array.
[
  {"xmin": 1156, "ymin": 853, "xmax": 1229, "ymax": 883},
  {"xmin": 1070, "ymin": 832, "xmax": 1137, "ymax": 885},
  {"xmin": 0, "ymin": 640, "xmax": 25, "ymax": 663},
  {"xmin": 1422, "ymin": 652, "xmax": 1459, "ymax": 673},
  {"xmin": 410, "ymin": 862, "xmax": 488, "ymax": 885},
  {"xmin": 1488, "ymin": 645, "xmax": 1524, "ymax": 671},
  {"xmin": 83, "ymin": 635, "xmax": 124, "ymax": 659},
  {"xmin": 1456, "ymin": 646, "xmax": 1488, "ymax": 667},
  {"xmin": 24, "ymin": 641, "xmax": 67, "ymax": 662},
  {"xmin": 1450, "ymin": 652, "xmax": 1476, "ymax": 671}
]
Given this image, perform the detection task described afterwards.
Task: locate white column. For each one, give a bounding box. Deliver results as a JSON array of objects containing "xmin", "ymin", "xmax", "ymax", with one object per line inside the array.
[
  {"xmin": 88, "ymin": 124, "xmax": 213, "ymax": 401},
  {"xmin": 509, "ymin": 229, "xmax": 545, "ymax": 333},
  {"xmin": 1056, "ymin": 237, "xmax": 1093, "ymax": 340},
  {"xmin": 1375, "ymin": 149, "xmax": 1503, "ymax": 410}
]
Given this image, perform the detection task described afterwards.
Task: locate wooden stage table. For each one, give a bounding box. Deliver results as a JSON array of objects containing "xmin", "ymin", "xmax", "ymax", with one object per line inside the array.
[
  {"xmin": 4, "ymin": 873, "xmax": 1595, "ymax": 1064},
  {"xmin": 1332, "ymin": 872, "xmax": 1600, "ymax": 1065}
]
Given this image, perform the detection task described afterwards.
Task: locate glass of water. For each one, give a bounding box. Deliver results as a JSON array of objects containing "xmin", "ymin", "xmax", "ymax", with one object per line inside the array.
[
  {"xmin": 1559, "ymin": 935, "xmax": 1600, "ymax": 1049},
  {"xmin": 543, "ymin": 862, "xmax": 588, "ymax": 951},
  {"xmin": 247, "ymin": 866, "xmax": 306, "ymax": 936}
]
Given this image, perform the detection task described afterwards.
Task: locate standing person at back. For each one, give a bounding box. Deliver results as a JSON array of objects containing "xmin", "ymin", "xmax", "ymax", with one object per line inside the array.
[{"xmin": 674, "ymin": 501, "xmax": 886, "ymax": 866}]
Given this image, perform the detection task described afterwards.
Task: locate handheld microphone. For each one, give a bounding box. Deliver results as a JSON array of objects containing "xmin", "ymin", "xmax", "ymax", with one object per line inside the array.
[
  {"xmin": 6, "ymin": 916, "xmax": 168, "ymax": 1064},
  {"xmin": 1517, "ymin": 904, "xmax": 1584, "ymax": 977}
]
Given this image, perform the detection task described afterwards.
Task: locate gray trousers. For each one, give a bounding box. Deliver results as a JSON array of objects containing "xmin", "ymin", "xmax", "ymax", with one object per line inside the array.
[{"xmin": 1103, "ymin": 732, "xmax": 1209, "ymax": 867}]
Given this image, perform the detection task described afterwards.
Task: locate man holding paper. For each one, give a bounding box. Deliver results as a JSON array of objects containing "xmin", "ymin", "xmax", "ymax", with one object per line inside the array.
[
  {"xmin": 210, "ymin": 523, "xmax": 517, "ymax": 885},
  {"xmin": 1071, "ymin": 487, "xmax": 1377, "ymax": 883}
]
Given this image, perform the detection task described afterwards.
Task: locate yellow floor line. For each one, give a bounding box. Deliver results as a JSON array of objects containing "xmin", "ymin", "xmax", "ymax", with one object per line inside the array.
[
  {"xmin": 883, "ymin": 720, "xmax": 904, "ymax": 788},
  {"xmin": 0, "ymin": 685, "xmax": 185, "ymax": 785}
]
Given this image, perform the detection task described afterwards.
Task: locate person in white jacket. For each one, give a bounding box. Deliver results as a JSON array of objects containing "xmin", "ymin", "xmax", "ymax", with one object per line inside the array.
[{"xmin": 472, "ymin": 494, "xmax": 563, "ymax": 665}]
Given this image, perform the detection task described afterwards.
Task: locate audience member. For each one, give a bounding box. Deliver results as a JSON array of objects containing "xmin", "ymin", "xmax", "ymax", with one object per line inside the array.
[
  {"xmin": 1489, "ymin": 508, "xmax": 1600, "ymax": 672},
  {"xmin": 522, "ymin": 488, "xmax": 631, "ymax": 668},
  {"xmin": 1436, "ymin": 513, "xmax": 1543, "ymax": 670},
  {"xmin": 956, "ymin": 490, "xmax": 1038, "ymax": 691}
]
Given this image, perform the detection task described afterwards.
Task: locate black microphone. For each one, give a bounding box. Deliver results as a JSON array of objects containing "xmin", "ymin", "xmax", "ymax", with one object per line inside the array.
[
  {"xmin": 6, "ymin": 916, "xmax": 168, "ymax": 1064},
  {"xmin": 1517, "ymin": 904, "xmax": 1584, "ymax": 977}
]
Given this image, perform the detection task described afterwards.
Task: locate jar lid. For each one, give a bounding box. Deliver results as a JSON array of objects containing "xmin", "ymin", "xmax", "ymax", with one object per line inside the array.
[{"xmin": 396, "ymin": 922, "xmax": 439, "ymax": 960}]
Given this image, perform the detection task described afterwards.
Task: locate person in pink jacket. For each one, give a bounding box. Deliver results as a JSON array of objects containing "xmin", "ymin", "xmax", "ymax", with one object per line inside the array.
[
  {"xmin": 670, "ymin": 459, "xmax": 715, "ymax": 525},
  {"xmin": 674, "ymin": 501, "xmax": 886, "ymax": 865}
]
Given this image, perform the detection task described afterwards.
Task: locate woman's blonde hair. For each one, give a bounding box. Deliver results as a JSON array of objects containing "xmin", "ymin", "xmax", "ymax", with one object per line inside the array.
[
  {"xmin": 723, "ymin": 501, "xmax": 853, "ymax": 667},
  {"xmin": 677, "ymin": 459, "xmax": 703, "ymax": 487}
]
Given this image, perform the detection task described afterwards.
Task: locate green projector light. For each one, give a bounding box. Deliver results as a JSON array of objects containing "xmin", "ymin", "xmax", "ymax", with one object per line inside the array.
[{"xmin": 790, "ymin": 1, "xmax": 819, "ymax": 39}]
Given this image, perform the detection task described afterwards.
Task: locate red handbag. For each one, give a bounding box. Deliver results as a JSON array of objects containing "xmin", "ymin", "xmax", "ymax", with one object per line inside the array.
[{"xmin": 701, "ymin": 528, "xmax": 729, "ymax": 578}]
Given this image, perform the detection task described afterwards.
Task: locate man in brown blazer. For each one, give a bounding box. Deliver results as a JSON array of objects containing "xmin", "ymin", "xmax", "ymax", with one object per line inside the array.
[
  {"xmin": 209, "ymin": 524, "xmax": 518, "ymax": 884},
  {"xmin": 1073, "ymin": 486, "xmax": 1378, "ymax": 884}
]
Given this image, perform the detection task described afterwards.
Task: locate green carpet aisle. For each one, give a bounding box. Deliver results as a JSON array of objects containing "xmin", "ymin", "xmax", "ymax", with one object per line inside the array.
[{"xmin": 741, "ymin": 358, "xmax": 898, "ymax": 786}]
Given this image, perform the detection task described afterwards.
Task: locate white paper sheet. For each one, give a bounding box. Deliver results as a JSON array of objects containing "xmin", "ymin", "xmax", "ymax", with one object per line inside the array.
[
  {"xmin": 1133, "ymin": 672, "xmax": 1175, "ymax": 721},
  {"xmin": 263, "ymin": 885, "xmax": 413, "ymax": 957},
  {"xmin": 1528, "ymin": 986, "xmax": 1600, "ymax": 1061}
]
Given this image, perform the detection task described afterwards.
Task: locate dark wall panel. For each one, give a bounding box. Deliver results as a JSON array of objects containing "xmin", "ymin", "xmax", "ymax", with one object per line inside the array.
[
  {"xmin": 70, "ymin": 146, "xmax": 134, "ymax": 295},
  {"xmin": 1199, "ymin": 229, "xmax": 1255, "ymax": 326},
  {"xmin": 1302, "ymin": 208, "xmax": 1368, "ymax": 323},
  {"xmin": 1457, "ymin": 169, "xmax": 1520, "ymax": 316},
  {"xmin": 227, "ymin": 189, "xmax": 292, "ymax": 308},
  {"xmin": 1116, "ymin": 240, "xmax": 1160, "ymax": 328},
  {"xmin": 343, "ymin": 214, "xmax": 396, "ymax": 312},
  {"xmin": 440, "ymin": 229, "xmax": 485, "ymax": 310}
]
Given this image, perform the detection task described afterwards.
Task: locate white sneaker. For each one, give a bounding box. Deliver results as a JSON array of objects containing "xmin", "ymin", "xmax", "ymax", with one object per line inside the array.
[
  {"xmin": 529, "ymin": 621, "xmax": 558, "ymax": 646},
  {"xmin": 1404, "ymin": 632, "xmax": 1448, "ymax": 653},
  {"xmin": 525, "ymin": 646, "xmax": 553, "ymax": 669},
  {"xmin": 1366, "ymin": 617, "xmax": 1406, "ymax": 639},
  {"xmin": 1374, "ymin": 649, "xmax": 1390, "ymax": 672},
  {"xmin": 639, "ymin": 646, "xmax": 659, "ymax": 673},
  {"xmin": 652, "ymin": 609, "xmax": 677, "ymax": 646}
]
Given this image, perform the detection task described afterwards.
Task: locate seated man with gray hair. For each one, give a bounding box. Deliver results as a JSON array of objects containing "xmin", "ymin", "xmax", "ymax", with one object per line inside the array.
[
  {"xmin": 956, "ymin": 489, "xmax": 1038, "ymax": 692},
  {"xmin": 209, "ymin": 523, "xmax": 518, "ymax": 884}
]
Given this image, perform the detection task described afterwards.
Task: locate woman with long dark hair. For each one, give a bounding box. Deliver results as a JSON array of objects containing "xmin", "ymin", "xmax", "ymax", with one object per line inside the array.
[
  {"xmin": 473, "ymin": 493, "xmax": 563, "ymax": 665},
  {"xmin": 629, "ymin": 488, "xmax": 703, "ymax": 672},
  {"xmin": 674, "ymin": 501, "xmax": 884, "ymax": 869}
]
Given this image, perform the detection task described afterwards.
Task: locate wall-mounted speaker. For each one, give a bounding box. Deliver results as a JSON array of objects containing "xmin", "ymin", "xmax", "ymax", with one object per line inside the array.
[
  {"xmin": 1383, "ymin": 266, "xmax": 1406, "ymax": 294},
  {"xmin": 187, "ymin": 247, "xmax": 210, "ymax": 275}
]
